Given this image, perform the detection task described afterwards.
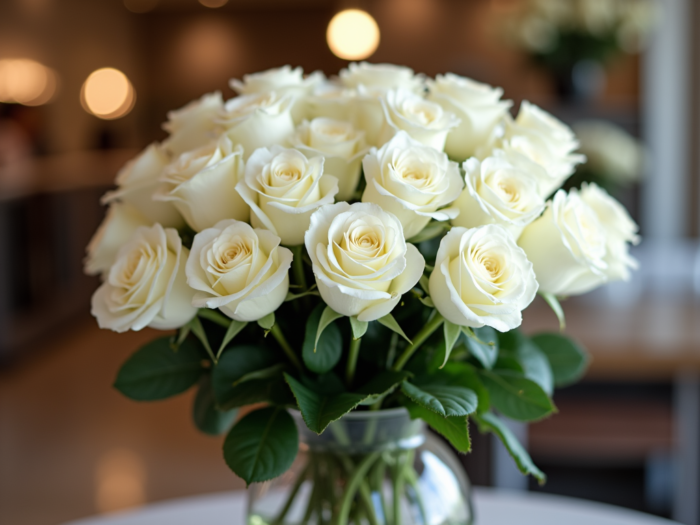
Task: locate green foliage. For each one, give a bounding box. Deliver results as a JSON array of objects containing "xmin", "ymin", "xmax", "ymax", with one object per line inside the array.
[
  {"xmin": 479, "ymin": 370, "xmax": 556, "ymax": 422},
  {"xmin": 531, "ymin": 333, "xmax": 588, "ymax": 387},
  {"xmin": 223, "ymin": 406, "xmax": 298, "ymax": 486},
  {"xmin": 257, "ymin": 312, "xmax": 276, "ymax": 331},
  {"xmin": 401, "ymin": 382, "xmax": 478, "ymax": 417},
  {"xmin": 499, "ymin": 330, "xmax": 554, "ymax": 395},
  {"xmin": 302, "ymin": 304, "xmax": 343, "ymax": 374},
  {"xmin": 114, "ymin": 337, "xmax": 204, "ymax": 401},
  {"xmin": 193, "ymin": 375, "xmax": 238, "ymax": 436},
  {"xmin": 442, "ymin": 362, "xmax": 490, "ymax": 414},
  {"xmin": 539, "ymin": 292, "xmax": 565, "ymax": 330},
  {"xmin": 403, "ymin": 399, "xmax": 471, "ymax": 453},
  {"xmin": 216, "ymin": 319, "xmax": 248, "ymax": 360},
  {"xmin": 349, "ymin": 317, "xmax": 368, "ymax": 340},
  {"xmin": 317, "ymin": 306, "xmax": 343, "ymax": 349},
  {"xmin": 463, "ymin": 326, "xmax": 499, "ymax": 369},
  {"xmin": 378, "ymin": 313, "xmax": 412, "ymax": 344},
  {"xmin": 474, "ymin": 412, "xmax": 546, "ymax": 484}
]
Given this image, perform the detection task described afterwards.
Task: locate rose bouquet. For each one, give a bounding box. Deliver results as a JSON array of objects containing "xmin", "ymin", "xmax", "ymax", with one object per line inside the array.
[{"xmin": 86, "ymin": 63, "xmax": 639, "ymax": 525}]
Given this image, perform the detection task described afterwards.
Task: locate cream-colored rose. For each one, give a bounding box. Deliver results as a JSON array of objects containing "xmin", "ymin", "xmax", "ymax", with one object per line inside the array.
[
  {"xmin": 305, "ymin": 202, "xmax": 425, "ymax": 322},
  {"xmin": 429, "ymin": 225, "xmax": 538, "ymax": 331},
  {"xmin": 580, "ymin": 182, "xmax": 639, "ymax": 281},
  {"xmin": 379, "ymin": 89, "xmax": 460, "ymax": 151},
  {"xmin": 217, "ymin": 91, "xmax": 294, "ymax": 159},
  {"xmin": 155, "ymin": 136, "xmax": 249, "ymax": 232},
  {"xmin": 452, "ymin": 155, "xmax": 546, "ymax": 239},
  {"xmin": 288, "ymin": 118, "xmax": 368, "ymax": 201},
  {"xmin": 518, "ymin": 189, "xmax": 608, "ymax": 296},
  {"xmin": 573, "ymin": 120, "xmax": 644, "ymax": 183},
  {"xmin": 230, "ymin": 65, "xmax": 325, "ymax": 123},
  {"xmin": 84, "ymin": 202, "xmax": 150, "ymax": 276},
  {"xmin": 236, "ymin": 147, "xmax": 339, "ymax": 246},
  {"xmin": 427, "ymin": 74, "xmax": 512, "ymax": 162},
  {"xmin": 186, "ymin": 219, "xmax": 292, "ymax": 322},
  {"xmin": 361, "ymin": 131, "xmax": 463, "ymax": 239},
  {"xmin": 102, "ymin": 144, "xmax": 184, "ymax": 228},
  {"xmin": 495, "ymin": 102, "xmax": 585, "ymax": 197},
  {"xmin": 162, "ymin": 92, "xmax": 223, "ymax": 157},
  {"xmin": 339, "ymin": 62, "xmax": 424, "ymax": 95},
  {"xmin": 91, "ymin": 224, "xmax": 197, "ymax": 332},
  {"xmin": 304, "ymin": 82, "xmax": 356, "ymax": 122}
]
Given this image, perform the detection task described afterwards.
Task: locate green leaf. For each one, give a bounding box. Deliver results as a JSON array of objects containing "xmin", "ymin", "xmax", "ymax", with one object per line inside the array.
[
  {"xmin": 114, "ymin": 337, "xmax": 204, "ymax": 401},
  {"xmin": 539, "ymin": 292, "xmax": 565, "ymax": 330},
  {"xmin": 212, "ymin": 346, "xmax": 281, "ymax": 409},
  {"xmin": 474, "ymin": 412, "xmax": 546, "ymax": 484},
  {"xmin": 284, "ymin": 373, "xmax": 367, "ymax": 434},
  {"xmin": 349, "ymin": 317, "xmax": 368, "ymax": 340},
  {"xmin": 403, "ymin": 398, "xmax": 470, "ymax": 453},
  {"xmin": 407, "ymin": 221, "xmax": 450, "ymax": 244},
  {"xmin": 257, "ymin": 312, "xmax": 275, "ymax": 331},
  {"xmin": 463, "ymin": 326, "xmax": 499, "ymax": 369},
  {"xmin": 223, "ymin": 406, "xmax": 298, "ymax": 486},
  {"xmin": 316, "ymin": 306, "xmax": 343, "ymax": 349},
  {"xmin": 302, "ymin": 304, "xmax": 343, "ymax": 374},
  {"xmin": 378, "ymin": 313, "xmax": 412, "ymax": 344},
  {"xmin": 189, "ymin": 316, "xmax": 216, "ymax": 363},
  {"xmin": 216, "ymin": 320, "xmax": 248, "ymax": 360},
  {"xmin": 443, "ymin": 362, "xmax": 490, "ymax": 413},
  {"xmin": 197, "ymin": 308, "xmax": 231, "ymax": 328},
  {"xmin": 531, "ymin": 333, "xmax": 589, "ymax": 387},
  {"xmin": 479, "ymin": 370, "xmax": 556, "ymax": 422},
  {"xmin": 356, "ymin": 370, "xmax": 412, "ymax": 405},
  {"xmin": 499, "ymin": 331, "xmax": 554, "ymax": 395},
  {"xmin": 193, "ymin": 375, "xmax": 238, "ymax": 436},
  {"xmin": 401, "ymin": 382, "xmax": 478, "ymax": 417}
]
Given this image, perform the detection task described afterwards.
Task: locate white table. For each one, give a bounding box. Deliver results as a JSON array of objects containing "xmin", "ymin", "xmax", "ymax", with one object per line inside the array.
[{"xmin": 63, "ymin": 488, "xmax": 680, "ymax": 525}]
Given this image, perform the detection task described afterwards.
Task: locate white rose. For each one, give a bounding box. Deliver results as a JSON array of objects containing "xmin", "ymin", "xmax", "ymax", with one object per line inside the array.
[
  {"xmin": 379, "ymin": 89, "xmax": 460, "ymax": 151},
  {"xmin": 91, "ymin": 224, "xmax": 197, "ymax": 332},
  {"xmin": 427, "ymin": 74, "xmax": 512, "ymax": 162},
  {"xmin": 452, "ymin": 155, "xmax": 546, "ymax": 239},
  {"xmin": 339, "ymin": 62, "xmax": 424, "ymax": 95},
  {"xmin": 84, "ymin": 202, "xmax": 150, "ymax": 276},
  {"xmin": 236, "ymin": 147, "xmax": 339, "ymax": 246},
  {"xmin": 288, "ymin": 118, "xmax": 368, "ymax": 201},
  {"xmin": 304, "ymin": 82, "xmax": 356, "ymax": 122},
  {"xmin": 186, "ymin": 220, "xmax": 292, "ymax": 322},
  {"xmin": 573, "ymin": 120, "xmax": 644, "ymax": 183},
  {"xmin": 496, "ymin": 101, "xmax": 585, "ymax": 197},
  {"xmin": 162, "ymin": 92, "xmax": 223, "ymax": 156},
  {"xmin": 155, "ymin": 136, "xmax": 249, "ymax": 232},
  {"xmin": 305, "ymin": 202, "xmax": 425, "ymax": 321},
  {"xmin": 217, "ymin": 92, "xmax": 294, "ymax": 159},
  {"xmin": 429, "ymin": 225, "xmax": 538, "ymax": 331},
  {"xmin": 518, "ymin": 189, "xmax": 608, "ymax": 296},
  {"xmin": 580, "ymin": 182, "xmax": 639, "ymax": 281},
  {"xmin": 230, "ymin": 65, "xmax": 325, "ymax": 123},
  {"xmin": 102, "ymin": 144, "xmax": 184, "ymax": 228},
  {"xmin": 361, "ymin": 131, "xmax": 463, "ymax": 239}
]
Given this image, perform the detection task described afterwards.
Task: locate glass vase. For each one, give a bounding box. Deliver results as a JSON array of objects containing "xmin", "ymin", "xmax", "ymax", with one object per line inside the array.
[{"xmin": 247, "ymin": 408, "xmax": 474, "ymax": 525}]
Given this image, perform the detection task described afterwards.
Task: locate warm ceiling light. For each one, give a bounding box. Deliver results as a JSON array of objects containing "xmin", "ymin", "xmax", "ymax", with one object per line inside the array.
[
  {"xmin": 81, "ymin": 68, "xmax": 136, "ymax": 120},
  {"xmin": 0, "ymin": 58, "xmax": 57, "ymax": 106},
  {"xmin": 199, "ymin": 0, "xmax": 228, "ymax": 8},
  {"xmin": 123, "ymin": 0, "xmax": 159, "ymax": 14},
  {"xmin": 327, "ymin": 9, "xmax": 380, "ymax": 61}
]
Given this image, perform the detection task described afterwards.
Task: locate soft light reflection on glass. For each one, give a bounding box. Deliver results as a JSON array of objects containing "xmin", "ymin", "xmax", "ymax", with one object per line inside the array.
[
  {"xmin": 327, "ymin": 9, "xmax": 380, "ymax": 61},
  {"xmin": 81, "ymin": 68, "xmax": 136, "ymax": 120},
  {"xmin": 123, "ymin": 0, "xmax": 159, "ymax": 14},
  {"xmin": 0, "ymin": 59, "xmax": 57, "ymax": 106},
  {"xmin": 199, "ymin": 0, "xmax": 228, "ymax": 8},
  {"xmin": 95, "ymin": 448, "xmax": 147, "ymax": 513}
]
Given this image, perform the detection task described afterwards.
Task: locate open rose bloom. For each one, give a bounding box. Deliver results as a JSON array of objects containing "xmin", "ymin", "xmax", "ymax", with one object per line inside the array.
[{"xmin": 86, "ymin": 64, "xmax": 639, "ymax": 489}]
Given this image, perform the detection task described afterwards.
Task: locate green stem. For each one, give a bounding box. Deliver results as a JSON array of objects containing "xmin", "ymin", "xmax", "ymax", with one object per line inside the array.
[
  {"xmin": 337, "ymin": 455, "xmax": 379, "ymax": 525},
  {"xmin": 391, "ymin": 455, "xmax": 407, "ymax": 525},
  {"xmin": 302, "ymin": 460, "xmax": 321, "ymax": 524},
  {"xmin": 336, "ymin": 452, "xmax": 381, "ymax": 525},
  {"xmin": 269, "ymin": 324, "xmax": 303, "ymax": 372},
  {"xmin": 291, "ymin": 245, "xmax": 308, "ymax": 291},
  {"xmin": 371, "ymin": 458, "xmax": 390, "ymax": 525},
  {"xmin": 404, "ymin": 462, "xmax": 427, "ymax": 525},
  {"xmin": 346, "ymin": 337, "xmax": 362, "ymax": 387},
  {"xmin": 273, "ymin": 463, "xmax": 310, "ymax": 525},
  {"xmin": 392, "ymin": 313, "xmax": 445, "ymax": 372}
]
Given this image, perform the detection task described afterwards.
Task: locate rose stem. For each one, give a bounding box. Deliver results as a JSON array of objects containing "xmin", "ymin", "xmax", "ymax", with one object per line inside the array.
[
  {"xmin": 291, "ymin": 245, "xmax": 308, "ymax": 291},
  {"xmin": 345, "ymin": 337, "xmax": 362, "ymax": 387},
  {"xmin": 392, "ymin": 312, "xmax": 445, "ymax": 372},
  {"xmin": 269, "ymin": 324, "xmax": 303, "ymax": 372},
  {"xmin": 272, "ymin": 462, "xmax": 310, "ymax": 525},
  {"xmin": 336, "ymin": 454, "xmax": 381, "ymax": 525}
]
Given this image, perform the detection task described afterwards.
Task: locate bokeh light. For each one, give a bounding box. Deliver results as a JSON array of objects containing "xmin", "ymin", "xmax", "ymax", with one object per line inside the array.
[
  {"xmin": 327, "ymin": 9, "xmax": 380, "ymax": 61},
  {"xmin": 0, "ymin": 58, "xmax": 58, "ymax": 106},
  {"xmin": 123, "ymin": 0, "xmax": 159, "ymax": 14},
  {"xmin": 95, "ymin": 449, "xmax": 146, "ymax": 513},
  {"xmin": 81, "ymin": 68, "xmax": 136, "ymax": 120},
  {"xmin": 199, "ymin": 0, "xmax": 228, "ymax": 8}
]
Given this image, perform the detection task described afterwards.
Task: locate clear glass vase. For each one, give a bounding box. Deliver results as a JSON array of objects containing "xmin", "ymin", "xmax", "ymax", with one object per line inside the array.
[{"xmin": 247, "ymin": 408, "xmax": 474, "ymax": 525}]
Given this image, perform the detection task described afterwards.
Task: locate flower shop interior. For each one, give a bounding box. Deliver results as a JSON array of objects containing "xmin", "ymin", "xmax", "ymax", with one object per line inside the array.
[{"xmin": 1, "ymin": 0, "xmax": 699, "ymax": 525}]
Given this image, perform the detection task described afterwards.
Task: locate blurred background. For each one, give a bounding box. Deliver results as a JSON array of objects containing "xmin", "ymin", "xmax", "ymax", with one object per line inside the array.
[{"xmin": 1, "ymin": 0, "xmax": 699, "ymax": 524}]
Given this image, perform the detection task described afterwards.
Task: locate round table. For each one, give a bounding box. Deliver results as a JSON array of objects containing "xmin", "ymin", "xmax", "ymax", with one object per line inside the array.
[{"xmin": 63, "ymin": 488, "xmax": 679, "ymax": 525}]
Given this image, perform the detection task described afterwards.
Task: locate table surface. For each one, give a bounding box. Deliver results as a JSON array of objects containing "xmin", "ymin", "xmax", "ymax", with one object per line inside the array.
[{"xmin": 63, "ymin": 488, "xmax": 679, "ymax": 525}]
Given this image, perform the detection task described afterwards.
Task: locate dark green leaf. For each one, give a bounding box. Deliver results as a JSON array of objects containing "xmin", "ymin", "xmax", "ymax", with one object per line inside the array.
[
  {"xmin": 212, "ymin": 346, "xmax": 281, "ymax": 409},
  {"xmin": 193, "ymin": 375, "xmax": 238, "ymax": 436},
  {"xmin": 378, "ymin": 313, "xmax": 411, "ymax": 344},
  {"xmin": 403, "ymin": 398, "xmax": 470, "ymax": 453},
  {"xmin": 284, "ymin": 373, "xmax": 367, "ymax": 434},
  {"xmin": 531, "ymin": 333, "xmax": 589, "ymax": 387},
  {"xmin": 539, "ymin": 292, "xmax": 565, "ymax": 330},
  {"xmin": 317, "ymin": 306, "xmax": 343, "ymax": 349},
  {"xmin": 474, "ymin": 412, "xmax": 545, "ymax": 484},
  {"xmin": 114, "ymin": 337, "xmax": 204, "ymax": 401},
  {"xmin": 401, "ymin": 381, "xmax": 478, "ymax": 417},
  {"xmin": 223, "ymin": 407, "xmax": 298, "ymax": 485},
  {"xmin": 443, "ymin": 362, "xmax": 490, "ymax": 413},
  {"xmin": 464, "ymin": 326, "xmax": 498, "ymax": 369},
  {"xmin": 356, "ymin": 370, "xmax": 411, "ymax": 405},
  {"xmin": 302, "ymin": 305, "xmax": 343, "ymax": 374},
  {"xmin": 499, "ymin": 331, "xmax": 554, "ymax": 395},
  {"xmin": 349, "ymin": 317, "xmax": 368, "ymax": 340},
  {"xmin": 479, "ymin": 370, "xmax": 556, "ymax": 422}
]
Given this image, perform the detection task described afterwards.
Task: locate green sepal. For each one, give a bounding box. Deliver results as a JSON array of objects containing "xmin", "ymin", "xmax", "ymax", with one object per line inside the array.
[{"xmin": 377, "ymin": 313, "xmax": 411, "ymax": 344}]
